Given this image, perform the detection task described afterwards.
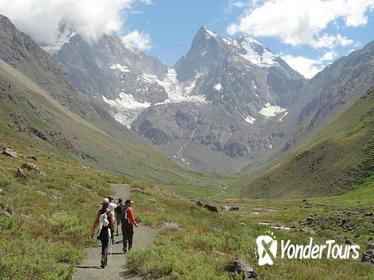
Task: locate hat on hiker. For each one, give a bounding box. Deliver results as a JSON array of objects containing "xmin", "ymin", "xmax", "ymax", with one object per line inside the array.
[
  {"xmin": 102, "ymin": 198, "xmax": 110, "ymax": 205},
  {"xmin": 125, "ymin": 199, "xmax": 134, "ymax": 204}
]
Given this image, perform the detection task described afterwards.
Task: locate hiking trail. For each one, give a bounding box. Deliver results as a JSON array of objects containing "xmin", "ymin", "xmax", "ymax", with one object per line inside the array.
[{"xmin": 73, "ymin": 184, "xmax": 156, "ymax": 280}]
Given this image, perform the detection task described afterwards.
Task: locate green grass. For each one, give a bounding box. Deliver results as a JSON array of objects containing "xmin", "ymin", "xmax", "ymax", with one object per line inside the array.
[
  {"xmin": 127, "ymin": 180, "xmax": 374, "ymax": 280},
  {"xmin": 0, "ymin": 119, "xmax": 126, "ymax": 279},
  {"xmin": 0, "ymin": 58, "xmax": 220, "ymax": 187}
]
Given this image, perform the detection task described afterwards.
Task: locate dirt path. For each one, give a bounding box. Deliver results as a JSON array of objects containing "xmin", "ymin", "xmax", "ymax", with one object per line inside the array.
[{"xmin": 73, "ymin": 184, "xmax": 156, "ymax": 280}]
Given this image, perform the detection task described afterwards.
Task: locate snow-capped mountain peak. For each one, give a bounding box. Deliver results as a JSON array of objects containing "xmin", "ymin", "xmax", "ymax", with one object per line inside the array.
[
  {"xmin": 200, "ymin": 26, "xmax": 218, "ymax": 38},
  {"xmin": 221, "ymin": 35, "xmax": 278, "ymax": 68},
  {"xmin": 52, "ymin": 27, "xmax": 306, "ymax": 172}
]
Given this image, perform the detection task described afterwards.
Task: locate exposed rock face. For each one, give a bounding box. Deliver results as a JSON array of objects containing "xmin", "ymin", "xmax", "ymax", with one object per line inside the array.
[
  {"xmin": 20, "ymin": 162, "xmax": 40, "ymax": 172},
  {"xmin": 204, "ymin": 204, "xmax": 218, "ymax": 213},
  {"xmin": 1, "ymin": 147, "xmax": 18, "ymax": 158},
  {"xmin": 195, "ymin": 200, "xmax": 218, "ymax": 213},
  {"xmin": 228, "ymin": 258, "xmax": 257, "ymax": 279},
  {"xmin": 285, "ymin": 41, "xmax": 374, "ymax": 148},
  {"xmin": 48, "ymin": 23, "xmax": 374, "ymax": 174},
  {"xmin": 223, "ymin": 206, "xmax": 240, "ymax": 211},
  {"xmin": 52, "ymin": 26, "xmax": 305, "ymax": 173},
  {"xmin": 361, "ymin": 240, "xmax": 374, "ymax": 264}
]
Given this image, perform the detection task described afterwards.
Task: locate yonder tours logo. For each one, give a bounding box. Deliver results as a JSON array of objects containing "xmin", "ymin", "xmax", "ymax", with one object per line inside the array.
[{"xmin": 256, "ymin": 232, "xmax": 360, "ymax": 266}]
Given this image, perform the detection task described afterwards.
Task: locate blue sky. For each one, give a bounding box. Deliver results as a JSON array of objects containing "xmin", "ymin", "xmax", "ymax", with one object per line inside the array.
[{"xmin": 123, "ymin": 0, "xmax": 374, "ymax": 78}]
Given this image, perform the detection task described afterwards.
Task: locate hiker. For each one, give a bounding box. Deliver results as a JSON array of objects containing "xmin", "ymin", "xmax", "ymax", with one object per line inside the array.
[
  {"xmin": 108, "ymin": 196, "xmax": 117, "ymax": 243},
  {"xmin": 114, "ymin": 198, "xmax": 124, "ymax": 236},
  {"xmin": 91, "ymin": 198, "xmax": 115, "ymax": 268},
  {"xmin": 108, "ymin": 196, "xmax": 117, "ymax": 212},
  {"xmin": 122, "ymin": 199, "xmax": 138, "ymax": 253}
]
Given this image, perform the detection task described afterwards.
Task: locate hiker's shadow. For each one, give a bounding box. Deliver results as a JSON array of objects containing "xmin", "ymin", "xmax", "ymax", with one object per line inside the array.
[{"xmin": 75, "ymin": 265, "xmax": 102, "ymax": 269}]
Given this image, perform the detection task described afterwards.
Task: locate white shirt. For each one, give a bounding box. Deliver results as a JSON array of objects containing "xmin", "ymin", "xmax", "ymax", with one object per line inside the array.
[{"xmin": 109, "ymin": 202, "xmax": 116, "ymax": 217}]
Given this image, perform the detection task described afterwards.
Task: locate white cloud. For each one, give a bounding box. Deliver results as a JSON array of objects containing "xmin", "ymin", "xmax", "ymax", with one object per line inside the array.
[
  {"xmin": 138, "ymin": 0, "xmax": 154, "ymax": 5},
  {"xmin": 228, "ymin": 0, "xmax": 374, "ymax": 49},
  {"xmin": 282, "ymin": 54, "xmax": 322, "ymax": 79},
  {"xmin": 282, "ymin": 49, "xmax": 340, "ymax": 78},
  {"xmin": 320, "ymin": 50, "xmax": 337, "ymax": 61},
  {"xmin": 121, "ymin": 30, "xmax": 152, "ymax": 52},
  {"xmin": 0, "ymin": 0, "xmax": 134, "ymax": 44},
  {"xmin": 314, "ymin": 33, "xmax": 354, "ymax": 48}
]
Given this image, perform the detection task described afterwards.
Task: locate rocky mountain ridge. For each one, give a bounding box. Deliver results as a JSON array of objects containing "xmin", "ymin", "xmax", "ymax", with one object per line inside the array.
[
  {"xmin": 3, "ymin": 13, "xmax": 373, "ymax": 174},
  {"xmin": 51, "ymin": 25, "xmax": 306, "ymax": 172}
]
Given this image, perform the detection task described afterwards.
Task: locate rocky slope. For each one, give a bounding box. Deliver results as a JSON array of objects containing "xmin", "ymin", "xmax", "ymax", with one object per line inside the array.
[
  {"xmin": 32, "ymin": 19, "xmax": 374, "ymax": 175},
  {"xmin": 241, "ymin": 89, "xmax": 374, "ymax": 198},
  {"xmin": 292, "ymin": 41, "xmax": 374, "ymax": 138},
  {"xmin": 0, "ymin": 15, "xmax": 217, "ymax": 185}
]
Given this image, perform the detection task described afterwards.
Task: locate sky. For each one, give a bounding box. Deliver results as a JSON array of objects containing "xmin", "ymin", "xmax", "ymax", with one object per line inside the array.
[{"xmin": 0, "ymin": 0, "xmax": 373, "ymax": 78}]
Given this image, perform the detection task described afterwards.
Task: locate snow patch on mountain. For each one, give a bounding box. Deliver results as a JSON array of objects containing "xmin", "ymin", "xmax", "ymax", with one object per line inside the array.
[
  {"xmin": 214, "ymin": 83, "xmax": 222, "ymax": 91},
  {"xmin": 243, "ymin": 115, "xmax": 256, "ymax": 124},
  {"xmin": 103, "ymin": 93, "xmax": 150, "ymax": 110},
  {"xmin": 110, "ymin": 63, "xmax": 130, "ymax": 72},
  {"xmin": 203, "ymin": 26, "xmax": 217, "ymax": 38},
  {"xmin": 153, "ymin": 68, "xmax": 207, "ymax": 104},
  {"xmin": 239, "ymin": 40, "xmax": 277, "ymax": 68},
  {"xmin": 41, "ymin": 31, "xmax": 76, "ymax": 55},
  {"xmin": 259, "ymin": 103, "xmax": 287, "ymax": 118},
  {"xmin": 105, "ymin": 66, "xmax": 207, "ymax": 128},
  {"xmin": 222, "ymin": 36, "xmax": 278, "ymax": 68},
  {"xmin": 252, "ymin": 81, "xmax": 257, "ymax": 89},
  {"xmin": 102, "ymin": 93, "xmax": 151, "ymax": 128}
]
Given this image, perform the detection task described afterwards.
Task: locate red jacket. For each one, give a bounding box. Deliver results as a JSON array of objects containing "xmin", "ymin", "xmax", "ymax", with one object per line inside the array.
[{"xmin": 126, "ymin": 207, "xmax": 137, "ymax": 226}]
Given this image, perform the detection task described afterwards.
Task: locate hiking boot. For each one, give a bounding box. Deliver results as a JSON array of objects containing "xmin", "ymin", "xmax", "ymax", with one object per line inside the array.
[{"xmin": 101, "ymin": 258, "xmax": 106, "ymax": 268}]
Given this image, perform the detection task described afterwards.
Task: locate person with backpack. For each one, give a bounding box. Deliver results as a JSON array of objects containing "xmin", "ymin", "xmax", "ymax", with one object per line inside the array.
[
  {"xmin": 91, "ymin": 198, "xmax": 115, "ymax": 268},
  {"xmin": 121, "ymin": 200, "xmax": 138, "ymax": 253},
  {"xmin": 108, "ymin": 196, "xmax": 117, "ymax": 243},
  {"xmin": 114, "ymin": 198, "xmax": 124, "ymax": 236}
]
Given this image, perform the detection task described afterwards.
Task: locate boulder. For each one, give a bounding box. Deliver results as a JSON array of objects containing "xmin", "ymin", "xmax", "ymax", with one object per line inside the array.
[
  {"xmin": 27, "ymin": 155, "xmax": 37, "ymax": 161},
  {"xmin": 21, "ymin": 162, "xmax": 40, "ymax": 172},
  {"xmin": 196, "ymin": 200, "xmax": 204, "ymax": 207},
  {"xmin": 204, "ymin": 204, "xmax": 218, "ymax": 213},
  {"xmin": 223, "ymin": 205, "xmax": 240, "ymax": 211},
  {"xmin": 2, "ymin": 147, "xmax": 18, "ymax": 158},
  {"xmin": 0, "ymin": 207, "xmax": 12, "ymax": 217},
  {"xmin": 306, "ymin": 216, "xmax": 316, "ymax": 226},
  {"xmin": 229, "ymin": 257, "xmax": 257, "ymax": 279},
  {"xmin": 361, "ymin": 241, "xmax": 374, "ymax": 264},
  {"xmin": 16, "ymin": 167, "xmax": 26, "ymax": 178},
  {"xmin": 163, "ymin": 221, "xmax": 180, "ymax": 232}
]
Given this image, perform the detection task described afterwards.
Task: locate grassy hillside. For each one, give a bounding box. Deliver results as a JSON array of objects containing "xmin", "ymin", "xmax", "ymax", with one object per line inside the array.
[
  {"xmin": 240, "ymin": 89, "xmax": 374, "ymax": 198},
  {"xmin": 0, "ymin": 58, "xmax": 219, "ymax": 279},
  {"xmin": 0, "ymin": 115, "xmax": 126, "ymax": 279},
  {"xmin": 0, "ymin": 58, "xmax": 217, "ymax": 186},
  {"xmin": 126, "ymin": 179, "xmax": 374, "ymax": 280}
]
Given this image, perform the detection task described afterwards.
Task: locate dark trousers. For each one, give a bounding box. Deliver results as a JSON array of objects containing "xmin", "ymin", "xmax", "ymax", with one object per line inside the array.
[
  {"xmin": 100, "ymin": 239, "xmax": 109, "ymax": 264},
  {"xmin": 122, "ymin": 222, "xmax": 134, "ymax": 251},
  {"xmin": 98, "ymin": 226, "xmax": 110, "ymax": 265}
]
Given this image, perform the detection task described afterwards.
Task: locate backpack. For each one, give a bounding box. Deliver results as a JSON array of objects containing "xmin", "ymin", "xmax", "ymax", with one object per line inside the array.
[
  {"xmin": 115, "ymin": 203, "xmax": 124, "ymax": 215},
  {"xmin": 121, "ymin": 206, "xmax": 129, "ymax": 224}
]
